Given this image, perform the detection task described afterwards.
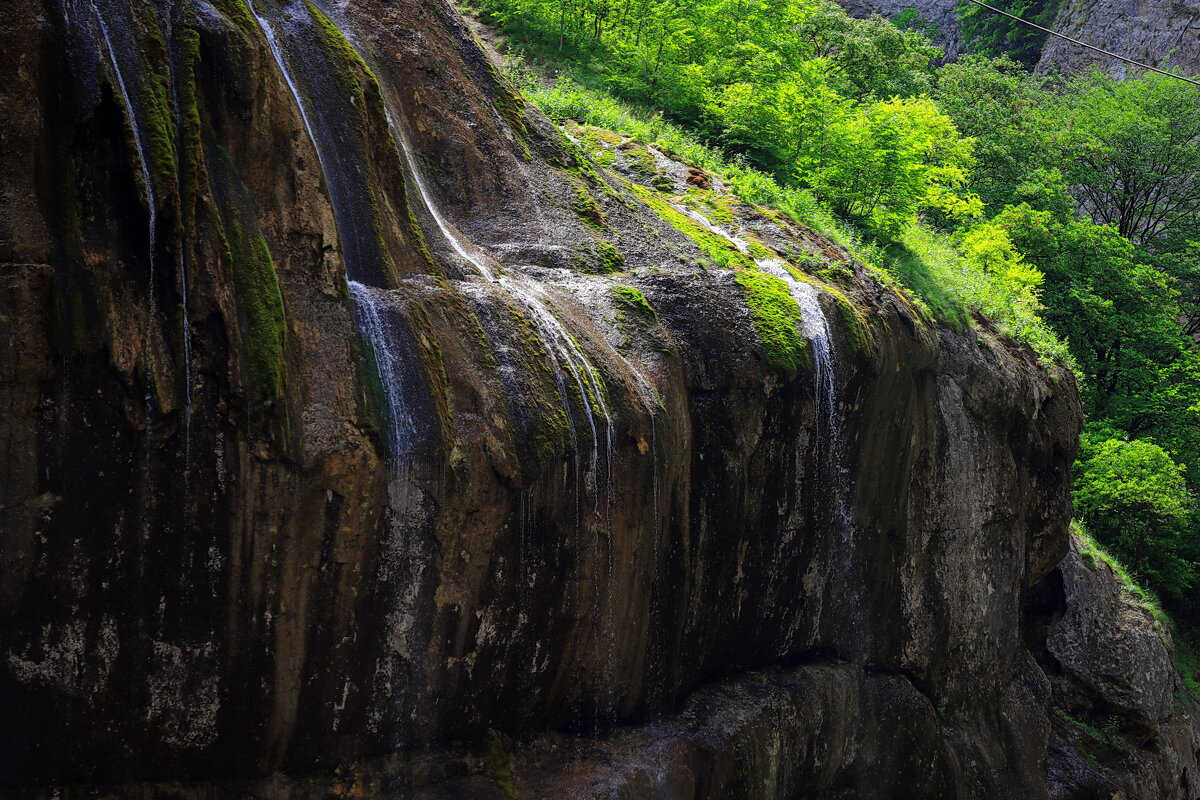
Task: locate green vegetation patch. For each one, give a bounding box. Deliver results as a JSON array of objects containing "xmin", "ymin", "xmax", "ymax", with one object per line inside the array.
[
  {"xmin": 735, "ymin": 270, "xmax": 809, "ymax": 375},
  {"xmin": 506, "ymin": 307, "xmax": 573, "ymax": 461},
  {"xmin": 177, "ymin": 28, "xmax": 204, "ymax": 216},
  {"xmin": 629, "ymin": 184, "xmax": 755, "ymax": 270},
  {"xmin": 620, "ymin": 141, "xmax": 659, "ymax": 177},
  {"xmin": 1074, "ymin": 524, "xmax": 1171, "ymax": 631},
  {"xmin": 612, "ymin": 285, "xmax": 656, "ymax": 320},
  {"xmin": 307, "ymin": 0, "xmax": 377, "ymax": 97},
  {"xmin": 571, "ymin": 180, "xmax": 606, "ymax": 228},
  {"xmin": 484, "ymin": 734, "xmax": 518, "ymax": 799},
  {"xmin": 139, "ymin": 76, "xmax": 178, "ymax": 198},
  {"xmin": 208, "ymin": 0, "xmax": 257, "ymax": 33},
  {"xmin": 223, "ymin": 218, "xmax": 287, "ymax": 400}
]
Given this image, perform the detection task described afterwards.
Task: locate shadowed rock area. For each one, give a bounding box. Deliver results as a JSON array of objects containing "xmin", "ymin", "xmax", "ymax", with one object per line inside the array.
[{"xmin": 0, "ymin": 0, "xmax": 1195, "ymax": 797}]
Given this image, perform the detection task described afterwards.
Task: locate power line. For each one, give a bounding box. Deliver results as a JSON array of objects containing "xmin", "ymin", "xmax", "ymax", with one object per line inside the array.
[{"xmin": 964, "ymin": 0, "xmax": 1200, "ymax": 88}]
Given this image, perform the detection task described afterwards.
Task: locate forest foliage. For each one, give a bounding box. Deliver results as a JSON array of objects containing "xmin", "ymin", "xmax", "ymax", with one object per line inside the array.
[{"xmin": 467, "ymin": 0, "xmax": 1200, "ymax": 628}]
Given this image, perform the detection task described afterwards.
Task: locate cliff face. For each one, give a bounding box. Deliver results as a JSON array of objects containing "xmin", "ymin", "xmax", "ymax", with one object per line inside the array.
[
  {"xmin": 0, "ymin": 0, "xmax": 1191, "ymax": 797},
  {"xmin": 1036, "ymin": 0, "xmax": 1200, "ymax": 76},
  {"xmin": 1039, "ymin": 537, "xmax": 1200, "ymax": 800},
  {"xmin": 836, "ymin": 0, "xmax": 1200, "ymax": 76}
]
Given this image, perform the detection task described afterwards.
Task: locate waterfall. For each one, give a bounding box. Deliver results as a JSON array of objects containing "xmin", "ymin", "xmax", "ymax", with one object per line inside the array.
[
  {"xmin": 245, "ymin": 0, "xmax": 328, "ymax": 182},
  {"xmin": 348, "ymin": 281, "xmax": 419, "ymax": 465},
  {"xmin": 757, "ymin": 261, "xmax": 838, "ymax": 455},
  {"xmin": 382, "ymin": 108, "xmax": 497, "ymax": 282},
  {"xmin": 754, "ymin": 260, "xmax": 863, "ymax": 657},
  {"xmin": 246, "ymin": 0, "xmax": 393, "ymax": 286},
  {"xmin": 501, "ymin": 278, "xmax": 612, "ymax": 504},
  {"xmin": 89, "ymin": 0, "xmax": 156, "ymax": 294}
]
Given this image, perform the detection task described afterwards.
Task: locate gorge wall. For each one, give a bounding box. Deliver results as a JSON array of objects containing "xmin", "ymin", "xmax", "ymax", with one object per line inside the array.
[
  {"xmin": 838, "ymin": 0, "xmax": 1200, "ymax": 76},
  {"xmin": 0, "ymin": 0, "xmax": 1195, "ymax": 797}
]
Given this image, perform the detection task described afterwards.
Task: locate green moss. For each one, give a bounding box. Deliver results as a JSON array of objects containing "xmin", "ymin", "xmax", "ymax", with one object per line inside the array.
[
  {"xmin": 744, "ymin": 240, "xmax": 769, "ymax": 260},
  {"xmin": 571, "ymin": 180, "xmax": 606, "ymax": 229},
  {"xmin": 223, "ymin": 218, "xmax": 287, "ymax": 399},
  {"xmin": 486, "ymin": 57, "xmax": 532, "ymax": 161},
  {"xmin": 826, "ymin": 284, "xmax": 874, "ymax": 356},
  {"xmin": 307, "ymin": 1, "xmax": 376, "ymax": 96},
  {"xmin": 583, "ymin": 125, "xmax": 624, "ymax": 146},
  {"xmin": 596, "ymin": 240, "xmax": 624, "ymax": 273},
  {"xmin": 620, "ymin": 141, "xmax": 659, "ymax": 176},
  {"xmin": 613, "ymin": 285, "xmax": 656, "ymax": 320},
  {"xmin": 139, "ymin": 78, "xmax": 178, "ymax": 197},
  {"xmin": 177, "ymin": 29, "xmax": 204, "ymax": 218},
  {"xmin": 507, "ymin": 307, "xmax": 573, "ymax": 460},
  {"xmin": 689, "ymin": 193, "xmax": 736, "ymax": 226},
  {"xmin": 484, "ymin": 735, "xmax": 518, "ymax": 799},
  {"xmin": 208, "ymin": 0, "xmax": 257, "ymax": 33},
  {"xmin": 630, "ymin": 183, "xmax": 755, "ymax": 270},
  {"xmin": 735, "ymin": 270, "xmax": 808, "ymax": 375}
]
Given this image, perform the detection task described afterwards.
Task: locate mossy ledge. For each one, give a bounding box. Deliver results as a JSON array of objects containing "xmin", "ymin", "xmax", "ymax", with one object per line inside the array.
[
  {"xmin": 629, "ymin": 183, "xmax": 755, "ymax": 270},
  {"xmin": 734, "ymin": 270, "xmax": 809, "ymax": 376},
  {"xmin": 612, "ymin": 285, "xmax": 655, "ymax": 320}
]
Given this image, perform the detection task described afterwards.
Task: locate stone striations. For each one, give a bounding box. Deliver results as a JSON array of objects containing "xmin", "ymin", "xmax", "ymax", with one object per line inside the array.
[{"xmin": 0, "ymin": 0, "xmax": 1192, "ymax": 798}]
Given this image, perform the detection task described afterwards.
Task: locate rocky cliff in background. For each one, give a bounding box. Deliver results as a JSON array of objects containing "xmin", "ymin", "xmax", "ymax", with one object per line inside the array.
[
  {"xmin": 0, "ymin": 0, "xmax": 1195, "ymax": 798},
  {"xmin": 838, "ymin": 0, "xmax": 1200, "ymax": 76},
  {"xmin": 1036, "ymin": 0, "xmax": 1200, "ymax": 76}
]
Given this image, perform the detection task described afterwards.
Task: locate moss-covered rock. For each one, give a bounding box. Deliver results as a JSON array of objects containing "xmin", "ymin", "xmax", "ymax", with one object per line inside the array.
[{"xmin": 734, "ymin": 270, "xmax": 809, "ymax": 375}]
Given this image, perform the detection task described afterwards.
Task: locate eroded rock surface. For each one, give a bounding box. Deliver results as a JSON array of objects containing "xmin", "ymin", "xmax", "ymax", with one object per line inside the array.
[
  {"xmin": 1034, "ymin": 537, "xmax": 1200, "ymax": 800},
  {"xmin": 0, "ymin": 0, "xmax": 1193, "ymax": 798}
]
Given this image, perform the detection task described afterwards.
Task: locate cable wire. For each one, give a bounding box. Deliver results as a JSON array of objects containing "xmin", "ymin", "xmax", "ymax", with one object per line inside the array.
[{"xmin": 964, "ymin": 0, "xmax": 1200, "ymax": 87}]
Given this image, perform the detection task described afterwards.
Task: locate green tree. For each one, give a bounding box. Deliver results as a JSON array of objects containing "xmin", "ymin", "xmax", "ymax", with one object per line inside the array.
[
  {"xmin": 956, "ymin": 0, "xmax": 1065, "ymax": 66},
  {"xmin": 934, "ymin": 56, "xmax": 1054, "ymax": 209},
  {"xmin": 1055, "ymin": 71, "xmax": 1200, "ymax": 249},
  {"xmin": 803, "ymin": 96, "xmax": 980, "ymax": 231},
  {"xmin": 1075, "ymin": 435, "xmax": 1195, "ymax": 598}
]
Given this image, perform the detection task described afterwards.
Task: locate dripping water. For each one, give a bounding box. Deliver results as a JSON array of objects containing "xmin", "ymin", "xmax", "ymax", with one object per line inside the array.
[
  {"xmin": 90, "ymin": 0, "xmax": 157, "ymax": 295},
  {"xmin": 383, "ymin": 108, "xmax": 496, "ymax": 282},
  {"xmin": 502, "ymin": 279, "xmax": 611, "ymax": 504},
  {"xmin": 755, "ymin": 259, "xmax": 864, "ymax": 659}
]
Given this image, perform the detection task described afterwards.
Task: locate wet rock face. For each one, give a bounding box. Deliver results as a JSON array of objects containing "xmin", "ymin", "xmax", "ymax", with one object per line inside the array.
[{"xmin": 0, "ymin": 0, "xmax": 1152, "ymax": 797}]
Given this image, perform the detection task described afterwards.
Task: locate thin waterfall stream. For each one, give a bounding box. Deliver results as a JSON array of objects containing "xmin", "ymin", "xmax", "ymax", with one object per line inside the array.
[
  {"xmin": 674, "ymin": 202, "xmax": 864, "ymax": 655},
  {"xmin": 89, "ymin": 0, "xmax": 157, "ymax": 295}
]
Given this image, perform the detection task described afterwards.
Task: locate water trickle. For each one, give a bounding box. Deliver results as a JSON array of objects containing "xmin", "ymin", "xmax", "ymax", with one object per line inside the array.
[
  {"xmin": 502, "ymin": 278, "xmax": 612, "ymax": 505},
  {"xmin": 245, "ymin": 0, "xmax": 325, "ymax": 178},
  {"xmin": 754, "ymin": 259, "xmax": 864, "ymax": 658},
  {"xmin": 382, "ymin": 108, "xmax": 496, "ymax": 282},
  {"xmin": 673, "ymin": 204, "xmax": 752, "ymax": 255},
  {"xmin": 89, "ymin": 0, "xmax": 156, "ymax": 294},
  {"xmin": 757, "ymin": 261, "xmax": 838, "ymax": 450},
  {"xmin": 348, "ymin": 281, "xmax": 419, "ymax": 465},
  {"xmin": 246, "ymin": 0, "xmax": 392, "ymax": 286}
]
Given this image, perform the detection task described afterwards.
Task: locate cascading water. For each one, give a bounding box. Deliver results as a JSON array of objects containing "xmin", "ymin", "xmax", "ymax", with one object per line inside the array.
[
  {"xmin": 755, "ymin": 259, "xmax": 864, "ymax": 659},
  {"xmin": 673, "ymin": 203, "xmax": 863, "ymax": 655},
  {"xmin": 501, "ymin": 279, "xmax": 611, "ymax": 502},
  {"xmin": 347, "ymin": 281, "xmax": 419, "ymax": 465},
  {"xmin": 246, "ymin": 0, "xmax": 392, "ymax": 287}
]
